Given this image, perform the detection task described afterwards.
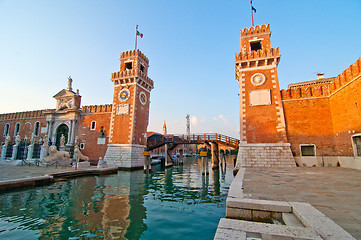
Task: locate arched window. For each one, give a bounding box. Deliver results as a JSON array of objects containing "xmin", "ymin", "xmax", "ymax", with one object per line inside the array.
[
  {"xmin": 3, "ymin": 123, "xmax": 10, "ymax": 137},
  {"xmin": 34, "ymin": 122, "xmax": 40, "ymax": 136},
  {"xmin": 14, "ymin": 123, "xmax": 20, "ymax": 137}
]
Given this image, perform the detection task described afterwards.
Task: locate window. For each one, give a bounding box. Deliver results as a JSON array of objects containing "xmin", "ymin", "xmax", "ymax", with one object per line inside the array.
[
  {"xmin": 3, "ymin": 123, "xmax": 10, "ymax": 137},
  {"xmin": 250, "ymin": 41, "xmax": 262, "ymax": 51},
  {"xmin": 14, "ymin": 123, "xmax": 20, "ymax": 137},
  {"xmin": 34, "ymin": 122, "xmax": 40, "ymax": 136},
  {"xmin": 140, "ymin": 64, "xmax": 145, "ymax": 72},
  {"xmin": 90, "ymin": 121, "xmax": 96, "ymax": 130},
  {"xmin": 125, "ymin": 62, "xmax": 132, "ymax": 70},
  {"xmin": 300, "ymin": 144, "xmax": 316, "ymax": 156},
  {"xmin": 80, "ymin": 143, "xmax": 85, "ymax": 149},
  {"xmin": 352, "ymin": 135, "xmax": 361, "ymax": 157}
]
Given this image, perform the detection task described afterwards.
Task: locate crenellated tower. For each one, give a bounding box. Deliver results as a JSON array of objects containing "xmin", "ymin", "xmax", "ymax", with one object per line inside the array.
[
  {"xmin": 104, "ymin": 49, "xmax": 154, "ymax": 168},
  {"xmin": 235, "ymin": 24, "xmax": 295, "ymax": 168}
]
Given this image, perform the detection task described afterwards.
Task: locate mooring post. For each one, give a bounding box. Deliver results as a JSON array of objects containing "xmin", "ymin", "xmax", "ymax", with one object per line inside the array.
[
  {"xmin": 165, "ymin": 143, "xmax": 173, "ymax": 167},
  {"xmin": 179, "ymin": 149, "xmax": 184, "ymax": 164},
  {"xmin": 211, "ymin": 142, "xmax": 219, "ymax": 169},
  {"xmin": 143, "ymin": 151, "xmax": 151, "ymax": 171},
  {"xmin": 200, "ymin": 150, "xmax": 209, "ymax": 175}
]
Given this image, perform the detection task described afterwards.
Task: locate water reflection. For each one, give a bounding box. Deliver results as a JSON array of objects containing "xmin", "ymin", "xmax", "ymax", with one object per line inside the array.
[{"xmin": 0, "ymin": 156, "xmax": 235, "ymax": 240}]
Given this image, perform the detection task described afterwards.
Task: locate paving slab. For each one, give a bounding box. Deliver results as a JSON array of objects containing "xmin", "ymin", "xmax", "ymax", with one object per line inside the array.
[{"xmin": 242, "ymin": 167, "xmax": 361, "ymax": 239}]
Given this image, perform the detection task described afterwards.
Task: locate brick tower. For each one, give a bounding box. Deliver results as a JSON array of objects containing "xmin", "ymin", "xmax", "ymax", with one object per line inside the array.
[
  {"xmin": 235, "ymin": 24, "xmax": 295, "ymax": 167},
  {"xmin": 104, "ymin": 49, "xmax": 154, "ymax": 168}
]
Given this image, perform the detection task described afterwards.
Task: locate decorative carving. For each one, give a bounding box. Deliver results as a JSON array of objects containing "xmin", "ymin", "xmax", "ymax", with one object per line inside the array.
[
  {"xmin": 43, "ymin": 134, "xmax": 48, "ymax": 146},
  {"xmin": 60, "ymin": 134, "xmax": 65, "ymax": 147},
  {"xmin": 4, "ymin": 134, "xmax": 11, "ymax": 145},
  {"xmin": 30, "ymin": 133, "xmax": 35, "ymax": 144},
  {"xmin": 15, "ymin": 133, "xmax": 21, "ymax": 145},
  {"xmin": 74, "ymin": 146, "xmax": 89, "ymax": 162},
  {"xmin": 44, "ymin": 145, "xmax": 70, "ymax": 162},
  {"xmin": 57, "ymin": 98, "xmax": 75, "ymax": 110}
]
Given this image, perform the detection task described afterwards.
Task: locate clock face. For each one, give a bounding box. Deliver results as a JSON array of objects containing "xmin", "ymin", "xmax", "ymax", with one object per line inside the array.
[
  {"xmin": 119, "ymin": 88, "xmax": 130, "ymax": 102},
  {"xmin": 251, "ymin": 73, "xmax": 266, "ymax": 86},
  {"xmin": 139, "ymin": 91, "xmax": 147, "ymax": 105}
]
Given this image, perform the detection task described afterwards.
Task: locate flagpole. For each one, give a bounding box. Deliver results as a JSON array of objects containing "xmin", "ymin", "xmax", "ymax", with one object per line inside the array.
[
  {"xmin": 135, "ymin": 25, "xmax": 138, "ymax": 50},
  {"xmin": 250, "ymin": 1, "xmax": 254, "ymax": 27}
]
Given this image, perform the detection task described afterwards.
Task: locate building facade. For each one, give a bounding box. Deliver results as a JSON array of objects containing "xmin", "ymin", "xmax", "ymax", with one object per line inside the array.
[
  {"xmin": 236, "ymin": 24, "xmax": 361, "ymax": 169},
  {"xmin": 0, "ymin": 49, "xmax": 153, "ymax": 169}
]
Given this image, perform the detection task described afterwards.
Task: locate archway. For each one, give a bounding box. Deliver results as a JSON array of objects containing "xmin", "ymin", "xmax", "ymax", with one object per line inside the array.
[{"xmin": 56, "ymin": 124, "xmax": 69, "ymax": 149}]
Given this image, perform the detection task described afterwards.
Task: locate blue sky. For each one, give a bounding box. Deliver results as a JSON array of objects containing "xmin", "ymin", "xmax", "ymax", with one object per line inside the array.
[{"xmin": 1, "ymin": 0, "xmax": 360, "ymax": 138}]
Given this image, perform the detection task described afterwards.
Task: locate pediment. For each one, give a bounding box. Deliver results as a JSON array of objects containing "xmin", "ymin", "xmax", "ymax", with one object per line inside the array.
[{"xmin": 53, "ymin": 89, "xmax": 77, "ymax": 99}]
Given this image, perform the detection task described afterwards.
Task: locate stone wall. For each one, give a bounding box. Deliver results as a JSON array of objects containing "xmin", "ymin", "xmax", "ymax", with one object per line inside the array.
[
  {"xmin": 236, "ymin": 143, "xmax": 296, "ymax": 168},
  {"xmin": 103, "ymin": 144, "xmax": 145, "ymax": 169}
]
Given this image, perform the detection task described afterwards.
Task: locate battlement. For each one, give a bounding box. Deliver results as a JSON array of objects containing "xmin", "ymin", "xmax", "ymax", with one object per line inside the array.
[
  {"xmin": 81, "ymin": 104, "xmax": 112, "ymax": 114},
  {"xmin": 329, "ymin": 57, "xmax": 361, "ymax": 94},
  {"xmin": 241, "ymin": 24, "xmax": 270, "ymax": 37},
  {"xmin": 111, "ymin": 69, "xmax": 154, "ymax": 90},
  {"xmin": 281, "ymin": 57, "xmax": 361, "ymax": 100},
  {"xmin": 235, "ymin": 47, "xmax": 279, "ymax": 62},
  {"xmin": 0, "ymin": 109, "xmax": 50, "ymax": 121},
  {"xmin": 281, "ymin": 85, "xmax": 331, "ymax": 100},
  {"xmin": 120, "ymin": 49, "xmax": 149, "ymax": 64}
]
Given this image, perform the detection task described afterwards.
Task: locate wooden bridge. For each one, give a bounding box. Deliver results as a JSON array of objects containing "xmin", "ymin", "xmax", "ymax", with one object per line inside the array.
[{"xmin": 146, "ymin": 133, "xmax": 239, "ymax": 151}]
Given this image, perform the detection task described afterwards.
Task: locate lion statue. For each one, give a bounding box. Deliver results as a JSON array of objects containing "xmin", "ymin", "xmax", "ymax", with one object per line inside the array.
[
  {"xmin": 74, "ymin": 146, "xmax": 89, "ymax": 162},
  {"xmin": 44, "ymin": 145, "xmax": 71, "ymax": 162}
]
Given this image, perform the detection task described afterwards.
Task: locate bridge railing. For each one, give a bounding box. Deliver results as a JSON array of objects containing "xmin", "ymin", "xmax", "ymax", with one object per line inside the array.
[
  {"xmin": 170, "ymin": 133, "xmax": 240, "ymax": 148},
  {"xmin": 147, "ymin": 133, "xmax": 240, "ymax": 150}
]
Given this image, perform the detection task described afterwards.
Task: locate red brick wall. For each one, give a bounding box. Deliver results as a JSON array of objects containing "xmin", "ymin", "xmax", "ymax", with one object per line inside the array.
[
  {"xmin": 110, "ymin": 85, "xmax": 135, "ymax": 144},
  {"xmin": 283, "ymin": 98, "xmax": 337, "ymax": 156},
  {"xmin": 282, "ymin": 57, "xmax": 361, "ymax": 157},
  {"xmin": 329, "ymin": 75, "xmax": 361, "ymax": 156},
  {"xmin": 77, "ymin": 112, "xmax": 111, "ymax": 160},
  {"xmin": 132, "ymin": 88, "xmax": 150, "ymax": 146},
  {"xmin": 243, "ymin": 69, "xmax": 285, "ymax": 143},
  {"xmin": 0, "ymin": 110, "xmax": 47, "ymax": 144}
]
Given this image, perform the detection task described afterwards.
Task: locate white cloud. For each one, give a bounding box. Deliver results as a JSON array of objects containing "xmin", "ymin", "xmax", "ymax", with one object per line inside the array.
[{"xmin": 191, "ymin": 116, "xmax": 198, "ymax": 125}]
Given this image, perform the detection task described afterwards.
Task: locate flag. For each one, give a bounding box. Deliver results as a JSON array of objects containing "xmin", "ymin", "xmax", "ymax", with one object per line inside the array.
[
  {"xmin": 137, "ymin": 30, "xmax": 143, "ymax": 38},
  {"xmin": 252, "ymin": 6, "xmax": 256, "ymax": 13}
]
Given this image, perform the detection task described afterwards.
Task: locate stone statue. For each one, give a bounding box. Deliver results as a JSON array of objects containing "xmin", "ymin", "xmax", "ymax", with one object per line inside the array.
[
  {"xmin": 74, "ymin": 146, "xmax": 89, "ymax": 162},
  {"xmin": 76, "ymin": 89, "xmax": 79, "ymax": 95},
  {"xmin": 99, "ymin": 127, "xmax": 105, "ymax": 138},
  {"xmin": 43, "ymin": 134, "xmax": 48, "ymax": 146},
  {"xmin": 39, "ymin": 137, "xmax": 43, "ymax": 145},
  {"xmin": 67, "ymin": 76, "xmax": 73, "ymax": 91},
  {"xmin": 97, "ymin": 157, "xmax": 108, "ymax": 169},
  {"xmin": 60, "ymin": 134, "xmax": 65, "ymax": 147},
  {"xmin": 4, "ymin": 134, "xmax": 11, "ymax": 145},
  {"xmin": 74, "ymin": 136, "xmax": 79, "ymax": 147},
  {"xmin": 30, "ymin": 133, "xmax": 35, "ymax": 144},
  {"xmin": 44, "ymin": 145, "xmax": 70, "ymax": 162},
  {"xmin": 15, "ymin": 133, "xmax": 21, "ymax": 145}
]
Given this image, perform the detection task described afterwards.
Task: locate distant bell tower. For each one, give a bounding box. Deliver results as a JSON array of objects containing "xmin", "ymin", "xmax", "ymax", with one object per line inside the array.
[
  {"xmin": 234, "ymin": 24, "xmax": 295, "ymax": 168},
  {"xmin": 162, "ymin": 121, "xmax": 167, "ymax": 135},
  {"xmin": 104, "ymin": 49, "xmax": 154, "ymax": 168}
]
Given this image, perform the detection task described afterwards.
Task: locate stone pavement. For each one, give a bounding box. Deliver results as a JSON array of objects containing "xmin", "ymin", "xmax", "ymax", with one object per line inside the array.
[
  {"xmin": 242, "ymin": 167, "xmax": 361, "ymax": 239},
  {"xmin": 0, "ymin": 163, "xmax": 77, "ymax": 181}
]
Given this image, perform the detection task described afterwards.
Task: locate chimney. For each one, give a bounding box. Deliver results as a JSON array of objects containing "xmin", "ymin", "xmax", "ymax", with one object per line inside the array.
[{"xmin": 317, "ymin": 73, "xmax": 325, "ymax": 80}]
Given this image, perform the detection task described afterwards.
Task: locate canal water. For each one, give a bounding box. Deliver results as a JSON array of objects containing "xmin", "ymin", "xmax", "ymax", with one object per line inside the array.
[{"xmin": 0, "ymin": 156, "xmax": 235, "ymax": 239}]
